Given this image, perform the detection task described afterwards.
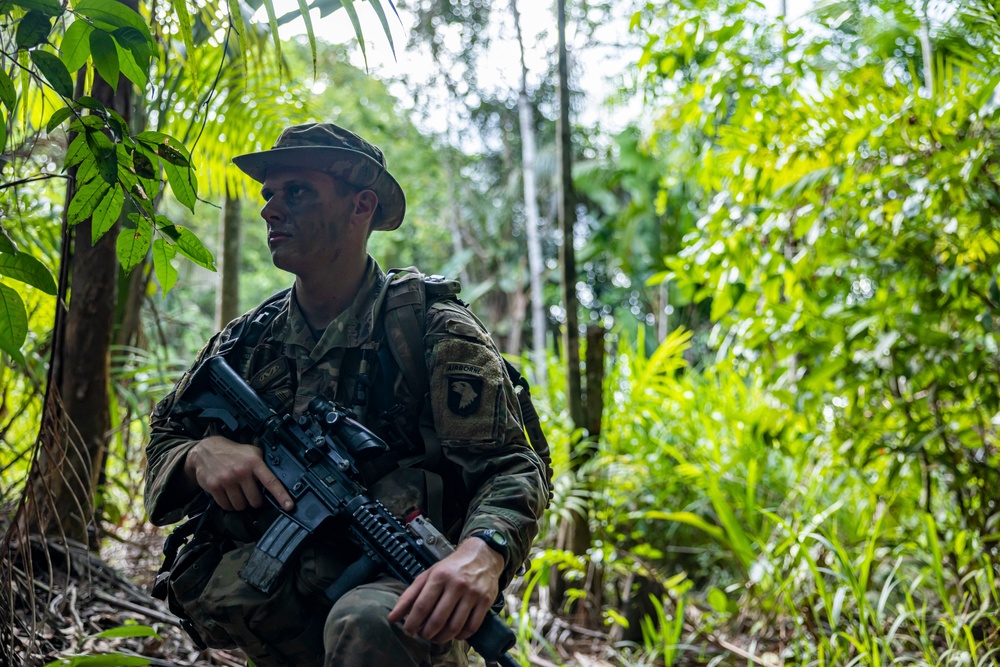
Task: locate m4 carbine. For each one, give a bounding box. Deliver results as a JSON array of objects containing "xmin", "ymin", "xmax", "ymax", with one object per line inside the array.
[{"xmin": 185, "ymin": 355, "xmax": 519, "ymax": 667}]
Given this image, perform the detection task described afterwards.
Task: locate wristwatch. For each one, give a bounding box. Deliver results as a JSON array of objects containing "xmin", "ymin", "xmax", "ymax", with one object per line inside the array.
[{"xmin": 470, "ymin": 529, "xmax": 509, "ymax": 562}]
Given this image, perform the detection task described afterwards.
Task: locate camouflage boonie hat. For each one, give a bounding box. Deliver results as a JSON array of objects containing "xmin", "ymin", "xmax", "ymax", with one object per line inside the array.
[{"xmin": 232, "ymin": 122, "xmax": 406, "ymax": 232}]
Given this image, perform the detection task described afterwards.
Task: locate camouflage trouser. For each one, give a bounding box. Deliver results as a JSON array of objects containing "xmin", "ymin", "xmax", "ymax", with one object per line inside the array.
[{"xmin": 324, "ymin": 575, "xmax": 469, "ymax": 667}]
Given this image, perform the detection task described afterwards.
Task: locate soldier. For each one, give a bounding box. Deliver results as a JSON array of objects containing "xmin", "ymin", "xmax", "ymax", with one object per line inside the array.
[{"xmin": 144, "ymin": 123, "xmax": 549, "ymax": 667}]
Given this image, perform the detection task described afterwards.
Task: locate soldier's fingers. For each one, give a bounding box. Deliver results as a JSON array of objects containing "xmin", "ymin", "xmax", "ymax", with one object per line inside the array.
[
  {"xmin": 255, "ymin": 465, "xmax": 294, "ymax": 510},
  {"xmin": 224, "ymin": 486, "xmax": 247, "ymax": 512},
  {"xmin": 455, "ymin": 601, "xmax": 490, "ymax": 640},
  {"xmin": 431, "ymin": 598, "xmax": 475, "ymax": 643},
  {"xmin": 402, "ymin": 577, "xmax": 445, "ymax": 636},
  {"xmin": 241, "ymin": 476, "xmax": 265, "ymax": 509},
  {"xmin": 389, "ymin": 571, "xmax": 426, "ymax": 624}
]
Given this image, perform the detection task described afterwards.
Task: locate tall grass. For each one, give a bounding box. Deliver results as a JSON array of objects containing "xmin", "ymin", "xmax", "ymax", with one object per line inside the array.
[{"xmin": 519, "ymin": 327, "xmax": 999, "ymax": 666}]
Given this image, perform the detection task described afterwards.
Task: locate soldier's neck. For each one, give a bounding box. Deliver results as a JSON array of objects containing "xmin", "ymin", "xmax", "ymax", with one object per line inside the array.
[{"xmin": 294, "ymin": 255, "xmax": 367, "ymax": 331}]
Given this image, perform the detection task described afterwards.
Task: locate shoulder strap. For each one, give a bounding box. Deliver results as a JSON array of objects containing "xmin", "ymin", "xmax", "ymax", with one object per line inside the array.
[{"xmin": 216, "ymin": 288, "xmax": 291, "ymax": 363}]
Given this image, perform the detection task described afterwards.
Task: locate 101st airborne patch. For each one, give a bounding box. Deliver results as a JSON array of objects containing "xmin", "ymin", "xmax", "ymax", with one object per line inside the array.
[{"xmin": 445, "ymin": 362, "xmax": 485, "ymax": 416}]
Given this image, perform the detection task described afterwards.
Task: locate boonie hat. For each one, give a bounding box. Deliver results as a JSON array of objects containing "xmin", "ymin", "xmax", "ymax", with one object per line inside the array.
[{"xmin": 232, "ymin": 122, "xmax": 406, "ymax": 231}]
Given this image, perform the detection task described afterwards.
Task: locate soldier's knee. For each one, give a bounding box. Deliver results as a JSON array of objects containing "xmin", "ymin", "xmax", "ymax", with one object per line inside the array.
[{"xmin": 324, "ymin": 587, "xmax": 398, "ymax": 654}]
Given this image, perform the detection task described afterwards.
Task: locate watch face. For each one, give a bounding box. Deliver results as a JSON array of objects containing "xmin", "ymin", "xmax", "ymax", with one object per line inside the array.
[{"xmin": 489, "ymin": 531, "xmax": 506, "ymax": 546}]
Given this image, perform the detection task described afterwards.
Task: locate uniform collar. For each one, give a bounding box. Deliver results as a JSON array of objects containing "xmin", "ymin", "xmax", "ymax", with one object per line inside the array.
[{"xmin": 279, "ymin": 256, "xmax": 386, "ymax": 359}]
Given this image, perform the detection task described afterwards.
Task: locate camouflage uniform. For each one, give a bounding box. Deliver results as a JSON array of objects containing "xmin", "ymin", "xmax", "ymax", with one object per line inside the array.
[{"xmin": 145, "ymin": 256, "xmax": 548, "ymax": 667}]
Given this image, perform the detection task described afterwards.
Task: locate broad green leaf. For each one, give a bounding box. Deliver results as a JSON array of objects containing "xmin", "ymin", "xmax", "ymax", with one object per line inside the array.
[
  {"xmin": 0, "ymin": 226, "xmax": 16, "ymax": 253},
  {"xmin": 15, "ymin": 10, "xmax": 52, "ymax": 50},
  {"xmin": 0, "ymin": 251, "xmax": 56, "ymax": 294},
  {"xmin": 74, "ymin": 95, "xmax": 106, "ymax": 111},
  {"xmin": 46, "ymin": 105, "xmax": 74, "ymax": 132},
  {"xmin": 11, "ymin": 0, "xmax": 60, "ymax": 16},
  {"xmin": 89, "ymin": 29, "xmax": 119, "ymax": 86},
  {"xmin": 173, "ymin": 225, "xmax": 215, "ymax": 270},
  {"xmin": 112, "ymin": 26, "xmax": 150, "ymax": 73},
  {"xmin": 164, "ymin": 161, "xmax": 196, "ymax": 212},
  {"xmin": 67, "ymin": 178, "xmax": 111, "ymax": 224},
  {"xmin": 156, "ymin": 143, "xmax": 189, "ymax": 167},
  {"xmin": 90, "ymin": 625, "xmax": 162, "ymax": 641},
  {"xmin": 115, "ymin": 39, "xmax": 146, "ymax": 89},
  {"xmin": 60, "ymin": 18, "xmax": 93, "ymax": 71},
  {"xmin": 0, "ymin": 109, "xmax": 6, "ymax": 155},
  {"xmin": 64, "ymin": 132, "xmax": 87, "ymax": 168},
  {"xmin": 91, "ymin": 185, "xmax": 123, "ymax": 241},
  {"xmin": 73, "ymin": 0, "xmax": 152, "ymax": 44},
  {"xmin": 117, "ymin": 216, "xmax": 151, "ymax": 272},
  {"xmin": 86, "ymin": 129, "xmax": 117, "ymax": 183},
  {"xmin": 151, "ymin": 238, "xmax": 177, "ymax": 294},
  {"xmin": 30, "ymin": 49, "xmax": 73, "ymax": 98},
  {"xmin": 134, "ymin": 130, "xmax": 169, "ymax": 144},
  {"xmin": 130, "ymin": 148, "xmax": 155, "ymax": 179},
  {"xmin": 0, "ymin": 281, "xmax": 27, "ymax": 363},
  {"xmin": 0, "ymin": 68, "xmax": 15, "ymax": 111}
]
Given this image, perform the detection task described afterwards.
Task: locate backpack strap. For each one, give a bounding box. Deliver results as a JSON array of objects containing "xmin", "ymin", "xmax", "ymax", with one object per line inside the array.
[{"xmin": 216, "ymin": 288, "xmax": 291, "ymax": 364}]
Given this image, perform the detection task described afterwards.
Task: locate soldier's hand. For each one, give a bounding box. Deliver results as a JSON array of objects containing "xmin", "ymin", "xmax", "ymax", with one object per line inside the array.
[
  {"xmin": 388, "ymin": 536, "xmax": 504, "ymax": 643},
  {"xmin": 183, "ymin": 435, "xmax": 295, "ymax": 512}
]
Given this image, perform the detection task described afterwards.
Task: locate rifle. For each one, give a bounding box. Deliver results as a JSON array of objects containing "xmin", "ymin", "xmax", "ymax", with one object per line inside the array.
[{"xmin": 184, "ymin": 355, "xmax": 520, "ymax": 667}]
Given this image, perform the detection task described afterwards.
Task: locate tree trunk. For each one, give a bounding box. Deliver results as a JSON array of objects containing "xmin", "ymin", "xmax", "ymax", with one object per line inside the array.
[
  {"xmin": 216, "ymin": 191, "xmax": 243, "ymax": 329},
  {"xmin": 22, "ymin": 3, "xmax": 134, "ymax": 546},
  {"xmin": 511, "ymin": 0, "xmax": 548, "ymax": 389}
]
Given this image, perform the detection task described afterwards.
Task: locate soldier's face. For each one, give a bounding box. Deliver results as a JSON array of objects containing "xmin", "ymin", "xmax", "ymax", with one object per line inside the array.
[{"xmin": 259, "ymin": 168, "xmax": 359, "ymax": 277}]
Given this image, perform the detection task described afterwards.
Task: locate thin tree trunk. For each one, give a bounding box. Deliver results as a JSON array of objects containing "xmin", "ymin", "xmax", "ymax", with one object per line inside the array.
[
  {"xmin": 22, "ymin": 1, "xmax": 134, "ymax": 546},
  {"xmin": 216, "ymin": 191, "xmax": 242, "ymax": 329},
  {"xmin": 511, "ymin": 0, "xmax": 548, "ymax": 389}
]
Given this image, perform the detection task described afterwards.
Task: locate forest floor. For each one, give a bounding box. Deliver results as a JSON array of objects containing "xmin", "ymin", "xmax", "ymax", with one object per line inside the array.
[{"xmin": 10, "ymin": 524, "xmax": 624, "ymax": 667}]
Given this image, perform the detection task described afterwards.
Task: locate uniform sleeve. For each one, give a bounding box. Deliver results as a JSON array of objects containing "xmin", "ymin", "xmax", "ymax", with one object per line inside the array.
[
  {"xmin": 424, "ymin": 301, "xmax": 548, "ymax": 588},
  {"xmin": 144, "ymin": 330, "xmax": 227, "ymax": 526}
]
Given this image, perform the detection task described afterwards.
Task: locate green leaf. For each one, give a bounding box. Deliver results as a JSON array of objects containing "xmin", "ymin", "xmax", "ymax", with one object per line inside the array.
[
  {"xmin": 86, "ymin": 130, "xmax": 117, "ymax": 184},
  {"xmin": 0, "ymin": 281, "xmax": 27, "ymax": 363},
  {"xmin": 0, "ymin": 251, "xmax": 56, "ymax": 294},
  {"xmin": 156, "ymin": 143, "xmax": 189, "ymax": 167},
  {"xmin": 91, "ymin": 185, "xmax": 123, "ymax": 241},
  {"xmin": 151, "ymin": 238, "xmax": 177, "ymax": 294},
  {"xmin": 67, "ymin": 178, "xmax": 111, "ymax": 225},
  {"xmin": 46, "ymin": 105, "xmax": 74, "ymax": 132},
  {"xmin": 225, "ymin": 0, "xmax": 247, "ymax": 76},
  {"xmin": 115, "ymin": 39, "xmax": 146, "ymax": 89},
  {"xmin": 171, "ymin": 0, "xmax": 194, "ymax": 73},
  {"xmin": 261, "ymin": 0, "xmax": 283, "ymax": 76},
  {"xmin": 117, "ymin": 214, "xmax": 151, "ymax": 272},
  {"xmin": 112, "ymin": 26, "xmax": 150, "ymax": 74},
  {"xmin": 0, "ymin": 226, "xmax": 17, "ymax": 253},
  {"xmin": 30, "ymin": 49, "xmax": 74, "ymax": 98},
  {"xmin": 130, "ymin": 149, "xmax": 155, "ymax": 179},
  {"xmin": 89, "ymin": 625, "xmax": 162, "ymax": 641},
  {"xmin": 15, "ymin": 10, "xmax": 52, "ymax": 50},
  {"xmin": 164, "ymin": 161, "xmax": 196, "ymax": 212},
  {"xmin": 73, "ymin": 0, "xmax": 152, "ymax": 44},
  {"xmin": 10, "ymin": 0, "xmax": 60, "ymax": 17},
  {"xmin": 0, "ymin": 68, "xmax": 15, "ymax": 111},
  {"xmin": 60, "ymin": 18, "xmax": 93, "ymax": 72},
  {"xmin": 173, "ymin": 225, "xmax": 215, "ymax": 270},
  {"xmin": 64, "ymin": 132, "xmax": 88, "ymax": 169},
  {"xmin": 295, "ymin": 0, "xmax": 317, "ymax": 74},
  {"xmin": 368, "ymin": 0, "xmax": 397, "ymax": 59},
  {"xmin": 0, "ymin": 109, "xmax": 6, "ymax": 156},
  {"xmin": 340, "ymin": 0, "xmax": 367, "ymax": 70},
  {"xmin": 89, "ymin": 29, "xmax": 120, "ymax": 86}
]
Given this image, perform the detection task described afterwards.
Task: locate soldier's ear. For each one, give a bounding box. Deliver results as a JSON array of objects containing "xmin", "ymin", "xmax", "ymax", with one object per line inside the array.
[{"xmin": 354, "ymin": 190, "xmax": 378, "ymax": 220}]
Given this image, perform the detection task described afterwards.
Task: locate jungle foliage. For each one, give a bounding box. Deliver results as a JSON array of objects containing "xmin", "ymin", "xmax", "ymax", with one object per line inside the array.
[{"xmin": 2, "ymin": 0, "xmax": 1000, "ymax": 666}]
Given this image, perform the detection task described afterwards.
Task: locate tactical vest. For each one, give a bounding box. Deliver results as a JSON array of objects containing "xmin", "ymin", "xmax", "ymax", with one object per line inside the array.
[{"xmin": 217, "ymin": 268, "xmax": 554, "ymax": 504}]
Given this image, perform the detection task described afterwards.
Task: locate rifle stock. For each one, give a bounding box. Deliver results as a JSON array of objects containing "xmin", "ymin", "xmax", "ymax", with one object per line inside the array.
[{"xmin": 186, "ymin": 355, "xmax": 519, "ymax": 667}]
